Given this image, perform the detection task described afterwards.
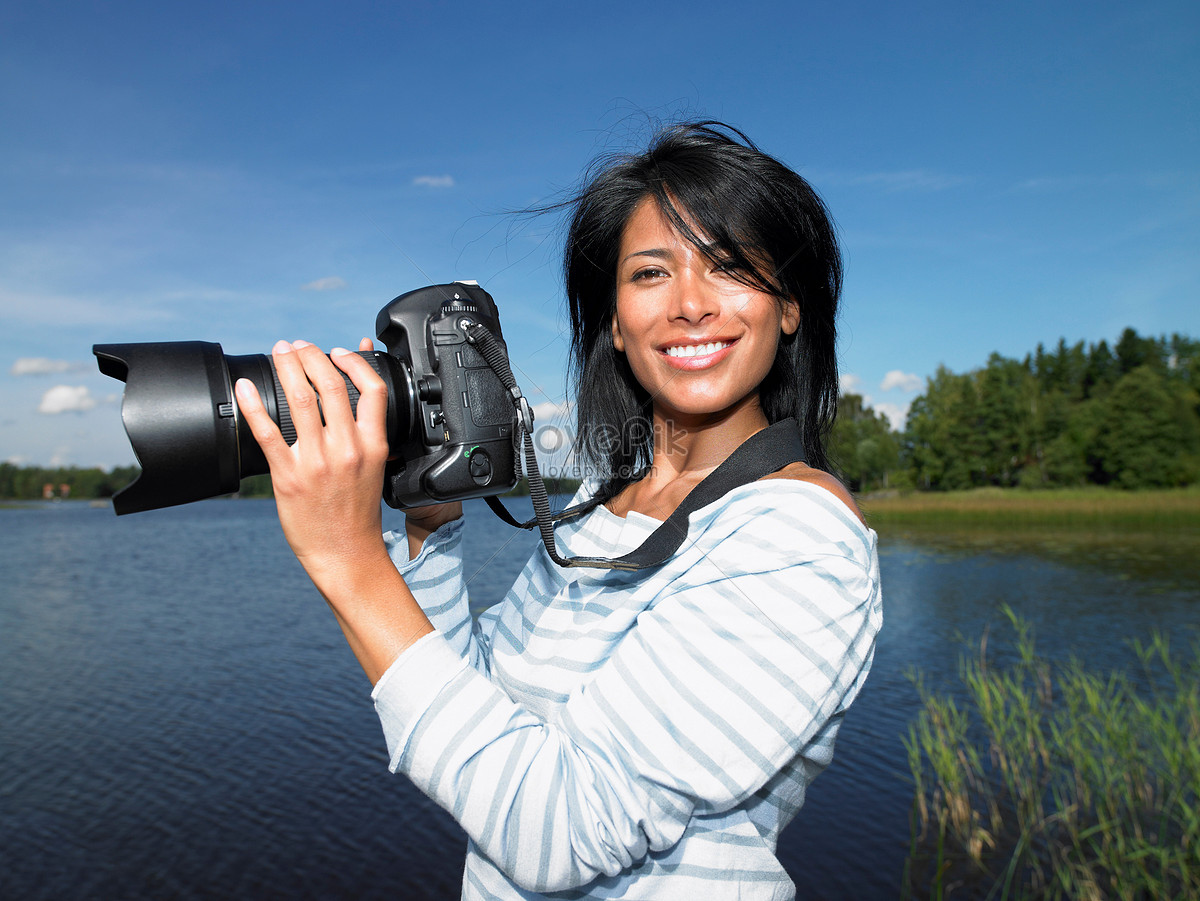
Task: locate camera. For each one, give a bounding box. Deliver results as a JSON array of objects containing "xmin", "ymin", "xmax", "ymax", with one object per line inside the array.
[{"xmin": 93, "ymin": 281, "xmax": 520, "ymax": 514}]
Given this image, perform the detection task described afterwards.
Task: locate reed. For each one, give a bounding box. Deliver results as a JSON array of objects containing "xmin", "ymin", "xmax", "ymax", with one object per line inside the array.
[
  {"xmin": 903, "ymin": 609, "xmax": 1200, "ymax": 900},
  {"xmin": 865, "ymin": 486, "xmax": 1200, "ymax": 528}
]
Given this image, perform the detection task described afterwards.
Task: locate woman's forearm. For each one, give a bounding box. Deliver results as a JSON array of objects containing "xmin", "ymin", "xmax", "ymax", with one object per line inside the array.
[{"xmin": 306, "ymin": 540, "xmax": 434, "ymax": 685}]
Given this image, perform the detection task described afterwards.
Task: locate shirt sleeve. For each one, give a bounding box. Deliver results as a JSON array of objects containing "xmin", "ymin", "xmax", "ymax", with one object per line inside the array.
[
  {"xmin": 382, "ymin": 518, "xmax": 491, "ymax": 675},
  {"xmin": 373, "ymin": 490, "xmax": 882, "ymax": 893}
]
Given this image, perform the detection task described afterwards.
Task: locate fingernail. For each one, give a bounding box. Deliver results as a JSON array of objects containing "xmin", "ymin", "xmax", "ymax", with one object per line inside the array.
[
  {"xmin": 235, "ymin": 379, "xmax": 256, "ymax": 400},
  {"xmin": 330, "ymin": 346, "xmax": 352, "ymax": 356},
  {"xmin": 292, "ymin": 339, "xmax": 312, "ymax": 349},
  {"xmin": 273, "ymin": 340, "xmax": 293, "ymax": 354}
]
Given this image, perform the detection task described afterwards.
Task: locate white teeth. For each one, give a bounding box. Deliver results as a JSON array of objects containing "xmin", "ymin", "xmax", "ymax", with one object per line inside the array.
[{"xmin": 665, "ymin": 341, "xmax": 728, "ymax": 358}]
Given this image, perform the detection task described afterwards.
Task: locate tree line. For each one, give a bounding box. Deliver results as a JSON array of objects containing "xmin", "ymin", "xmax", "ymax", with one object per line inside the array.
[
  {"xmin": 0, "ymin": 464, "xmax": 276, "ymax": 502},
  {"xmin": 832, "ymin": 327, "xmax": 1200, "ymax": 492},
  {"xmin": 0, "ymin": 463, "xmax": 140, "ymax": 501}
]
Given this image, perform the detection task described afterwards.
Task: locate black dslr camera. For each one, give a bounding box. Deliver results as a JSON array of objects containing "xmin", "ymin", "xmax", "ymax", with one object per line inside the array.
[{"xmin": 94, "ymin": 281, "xmax": 520, "ymax": 514}]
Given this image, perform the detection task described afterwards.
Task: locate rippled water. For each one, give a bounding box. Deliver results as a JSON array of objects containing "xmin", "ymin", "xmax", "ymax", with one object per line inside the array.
[{"xmin": 1, "ymin": 499, "xmax": 1196, "ymax": 899}]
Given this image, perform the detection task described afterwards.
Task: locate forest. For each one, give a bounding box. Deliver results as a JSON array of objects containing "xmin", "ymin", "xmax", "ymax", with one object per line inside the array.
[
  {"xmin": 0, "ymin": 465, "xmax": 270, "ymax": 503},
  {"xmin": 0, "ymin": 463, "xmax": 140, "ymax": 502},
  {"xmin": 4, "ymin": 327, "xmax": 1197, "ymax": 501},
  {"xmin": 824, "ymin": 327, "xmax": 1197, "ymax": 492}
]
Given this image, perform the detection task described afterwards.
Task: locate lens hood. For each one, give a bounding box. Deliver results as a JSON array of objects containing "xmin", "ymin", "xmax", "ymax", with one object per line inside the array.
[{"xmin": 93, "ymin": 342, "xmax": 247, "ymax": 514}]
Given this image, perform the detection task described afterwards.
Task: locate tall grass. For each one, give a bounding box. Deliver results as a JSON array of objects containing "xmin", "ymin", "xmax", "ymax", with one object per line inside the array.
[
  {"xmin": 904, "ymin": 610, "xmax": 1200, "ymax": 900},
  {"xmin": 866, "ymin": 486, "xmax": 1200, "ymax": 529}
]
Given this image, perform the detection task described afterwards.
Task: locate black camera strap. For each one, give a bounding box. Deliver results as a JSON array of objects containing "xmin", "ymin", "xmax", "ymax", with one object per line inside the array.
[{"xmin": 465, "ymin": 322, "xmax": 806, "ymax": 572}]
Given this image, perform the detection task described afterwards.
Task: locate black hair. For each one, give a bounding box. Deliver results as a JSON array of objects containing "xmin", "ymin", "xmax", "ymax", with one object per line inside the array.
[{"xmin": 563, "ymin": 120, "xmax": 842, "ymax": 482}]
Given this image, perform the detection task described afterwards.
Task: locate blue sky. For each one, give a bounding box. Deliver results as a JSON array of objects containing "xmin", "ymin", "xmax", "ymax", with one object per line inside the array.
[{"xmin": 3, "ymin": 0, "xmax": 1197, "ymax": 469}]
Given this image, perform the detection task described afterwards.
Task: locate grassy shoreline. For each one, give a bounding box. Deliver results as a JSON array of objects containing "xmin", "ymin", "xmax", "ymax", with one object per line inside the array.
[
  {"xmin": 904, "ymin": 610, "xmax": 1199, "ymax": 900},
  {"xmin": 861, "ymin": 486, "xmax": 1200, "ymax": 528}
]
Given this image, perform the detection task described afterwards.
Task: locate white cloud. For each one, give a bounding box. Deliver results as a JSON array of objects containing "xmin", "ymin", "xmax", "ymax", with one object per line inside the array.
[
  {"xmin": 531, "ymin": 402, "xmax": 573, "ymax": 447},
  {"xmin": 413, "ymin": 175, "xmax": 455, "ymax": 188},
  {"xmin": 527, "ymin": 400, "xmax": 576, "ymax": 474},
  {"xmin": 839, "ymin": 373, "xmax": 863, "ymax": 394},
  {"xmin": 1012, "ymin": 173, "xmax": 1183, "ymax": 193},
  {"xmin": 38, "ymin": 385, "xmax": 97, "ymax": 414},
  {"xmin": 533, "ymin": 422, "xmax": 571, "ymax": 454},
  {"xmin": 12, "ymin": 357, "xmax": 87, "ymax": 376},
  {"xmin": 300, "ymin": 276, "xmax": 348, "ymax": 292},
  {"xmin": 875, "ymin": 402, "xmax": 910, "ymax": 431},
  {"xmin": 881, "ymin": 370, "xmax": 923, "ymax": 393},
  {"xmin": 531, "ymin": 399, "xmax": 572, "ymax": 423}
]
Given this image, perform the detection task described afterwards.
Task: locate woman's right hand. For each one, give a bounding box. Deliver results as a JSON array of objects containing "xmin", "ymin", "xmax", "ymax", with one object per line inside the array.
[
  {"xmin": 235, "ymin": 336, "xmax": 434, "ymax": 683},
  {"xmin": 404, "ymin": 501, "xmax": 463, "ymax": 560}
]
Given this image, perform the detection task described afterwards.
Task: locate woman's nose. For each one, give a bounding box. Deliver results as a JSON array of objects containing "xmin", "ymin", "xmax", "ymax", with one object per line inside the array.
[{"xmin": 670, "ymin": 271, "xmax": 720, "ymax": 323}]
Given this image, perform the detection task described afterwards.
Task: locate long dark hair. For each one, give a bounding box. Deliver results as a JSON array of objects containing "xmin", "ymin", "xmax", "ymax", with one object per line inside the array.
[{"xmin": 563, "ymin": 121, "xmax": 842, "ymax": 481}]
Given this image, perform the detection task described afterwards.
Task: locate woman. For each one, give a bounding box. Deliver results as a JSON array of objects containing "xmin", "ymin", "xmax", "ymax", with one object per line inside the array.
[{"xmin": 236, "ymin": 121, "xmax": 882, "ymax": 900}]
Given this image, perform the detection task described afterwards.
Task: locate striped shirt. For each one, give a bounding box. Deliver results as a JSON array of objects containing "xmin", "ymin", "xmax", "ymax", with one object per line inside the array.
[{"xmin": 372, "ymin": 479, "xmax": 882, "ymax": 900}]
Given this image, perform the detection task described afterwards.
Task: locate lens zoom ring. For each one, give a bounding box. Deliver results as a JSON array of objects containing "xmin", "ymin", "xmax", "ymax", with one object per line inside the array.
[
  {"xmin": 273, "ymin": 352, "xmax": 380, "ymax": 446},
  {"xmin": 275, "ymin": 379, "xmax": 297, "ymax": 446}
]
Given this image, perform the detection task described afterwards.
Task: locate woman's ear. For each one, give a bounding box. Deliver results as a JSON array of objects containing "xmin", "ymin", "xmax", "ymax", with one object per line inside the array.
[
  {"xmin": 781, "ymin": 298, "xmax": 801, "ymax": 336},
  {"xmin": 611, "ymin": 312, "xmax": 625, "ymax": 352}
]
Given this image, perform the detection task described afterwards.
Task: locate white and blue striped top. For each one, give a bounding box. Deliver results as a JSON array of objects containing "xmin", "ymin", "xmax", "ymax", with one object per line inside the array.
[{"xmin": 373, "ymin": 478, "xmax": 882, "ymax": 900}]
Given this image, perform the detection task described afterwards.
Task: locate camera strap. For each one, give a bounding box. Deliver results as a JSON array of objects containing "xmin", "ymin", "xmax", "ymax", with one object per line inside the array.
[{"xmin": 465, "ymin": 322, "xmax": 806, "ymax": 572}]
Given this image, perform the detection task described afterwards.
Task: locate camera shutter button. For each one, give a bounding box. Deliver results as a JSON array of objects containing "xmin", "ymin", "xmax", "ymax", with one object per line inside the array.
[{"xmin": 467, "ymin": 448, "xmax": 492, "ymax": 485}]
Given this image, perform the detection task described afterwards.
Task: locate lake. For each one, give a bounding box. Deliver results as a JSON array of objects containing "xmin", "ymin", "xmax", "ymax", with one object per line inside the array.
[{"xmin": 1, "ymin": 498, "xmax": 1196, "ymax": 899}]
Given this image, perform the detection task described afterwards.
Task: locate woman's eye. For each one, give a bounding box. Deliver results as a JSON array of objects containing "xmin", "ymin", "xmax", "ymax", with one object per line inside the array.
[{"xmin": 631, "ymin": 266, "xmax": 668, "ymax": 281}]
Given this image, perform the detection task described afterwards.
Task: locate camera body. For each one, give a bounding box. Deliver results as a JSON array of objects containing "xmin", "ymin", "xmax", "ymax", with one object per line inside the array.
[
  {"xmin": 93, "ymin": 281, "xmax": 520, "ymax": 514},
  {"xmin": 376, "ymin": 281, "xmax": 517, "ymax": 508}
]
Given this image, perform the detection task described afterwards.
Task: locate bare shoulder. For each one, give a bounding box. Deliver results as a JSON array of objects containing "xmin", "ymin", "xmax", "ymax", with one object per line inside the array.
[{"xmin": 759, "ymin": 462, "xmax": 866, "ymax": 525}]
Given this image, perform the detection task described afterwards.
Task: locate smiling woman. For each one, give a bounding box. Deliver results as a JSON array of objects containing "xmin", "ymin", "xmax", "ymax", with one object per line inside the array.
[
  {"xmin": 236, "ymin": 121, "xmax": 881, "ymax": 900},
  {"xmin": 611, "ymin": 197, "xmax": 800, "ymax": 428},
  {"xmin": 564, "ymin": 123, "xmax": 843, "ymax": 492}
]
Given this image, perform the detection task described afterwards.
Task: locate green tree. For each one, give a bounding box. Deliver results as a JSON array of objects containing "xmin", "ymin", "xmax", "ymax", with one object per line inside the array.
[
  {"xmin": 831, "ymin": 393, "xmax": 900, "ymax": 492},
  {"xmin": 901, "ymin": 328, "xmax": 1199, "ymax": 490},
  {"xmin": 237, "ymin": 474, "xmax": 275, "ymax": 498},
  {"xmin": 1115, "ymin": 327, "xmax": 1163, "ymax": 376},
  {"xmin": 904, "ymin": 367, "xmax": 984, "ymax": 490},
  {"xmin": 1166, "ymin": 333, "xmax": 1200, "ymax": 400},
  {"xmin": 975, "ymin": 354, "xmax": 1036, "ymax": 486},
  {"xmin": 1094, "ymin": 365, "xmax": 1200, "ymax": 487},
  {"xmin": 1038, "ymin": 394, "xmax": 1102, "ymax": 487},
  {"xmin": 0, "ymin": 464, "xmax": 141, "ymax": 500},
  {"xmin": 0, "ymin": 462, "xmax": 16, "ymax": 498},
  {"xmin": 1082, "ymin": 339, "xmax": 1118, "ymax": 398}
]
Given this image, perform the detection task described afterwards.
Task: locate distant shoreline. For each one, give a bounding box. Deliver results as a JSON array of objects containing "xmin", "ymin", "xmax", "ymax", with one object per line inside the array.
[
  {"xmin": 861, "ymin": 485, "xmax": 1200, "ymax": 527},
  {"xmin": 9, "ymin": 486, "xmax": 1198, "ymax": 527}
]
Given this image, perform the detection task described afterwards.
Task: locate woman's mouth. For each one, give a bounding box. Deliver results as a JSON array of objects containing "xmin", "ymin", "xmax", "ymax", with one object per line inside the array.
[
  {"xmin": 660, "ymin": 339, "xmax": 736, "ymax": 369},
  {"xmin": 664, "ymin": 341, "xmax": 730, "ymax": 358}
]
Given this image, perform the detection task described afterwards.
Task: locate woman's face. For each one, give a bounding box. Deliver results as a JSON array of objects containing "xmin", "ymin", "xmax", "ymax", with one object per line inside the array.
[{"xmin": 611, "ymin": 197, "xmax": 799, "ymax": 425}]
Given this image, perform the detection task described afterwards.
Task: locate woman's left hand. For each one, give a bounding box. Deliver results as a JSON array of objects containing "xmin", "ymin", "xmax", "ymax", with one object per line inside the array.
[{"xmin": 235, "ymin": 336, "xmax": 392, "ymax": 588}]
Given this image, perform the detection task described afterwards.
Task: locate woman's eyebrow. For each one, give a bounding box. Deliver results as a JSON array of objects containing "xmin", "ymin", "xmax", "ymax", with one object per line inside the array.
[
  {"xmin": 620, "ymin": 240, "xmax": 726, "ymax": 267},
  {"xmin": 620, "ymin": 247, "xmax": 674, "ymax": 265}
]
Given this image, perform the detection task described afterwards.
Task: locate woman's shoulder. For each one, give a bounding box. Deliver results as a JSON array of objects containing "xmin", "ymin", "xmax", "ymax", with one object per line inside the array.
[
  {"xmin": 694, "ymin": 468, "xmax": 874, "ymax": 557},
  {"xmin": 759, "ymin": 462, "xmax": 865, "ymax": 525},
  {"xmin": 672, "ymin": 475, "xmax": 876, "ymax": 589},
  {"xmin": 569, "ymin": 469, "xmax": 872, "ymax": 553}
]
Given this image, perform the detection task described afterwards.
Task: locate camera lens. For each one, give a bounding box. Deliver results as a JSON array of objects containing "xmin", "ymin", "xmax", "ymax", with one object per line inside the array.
[{"xmin": 93, "ymin": 342, "xmax": 413, "ymax": 514}]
